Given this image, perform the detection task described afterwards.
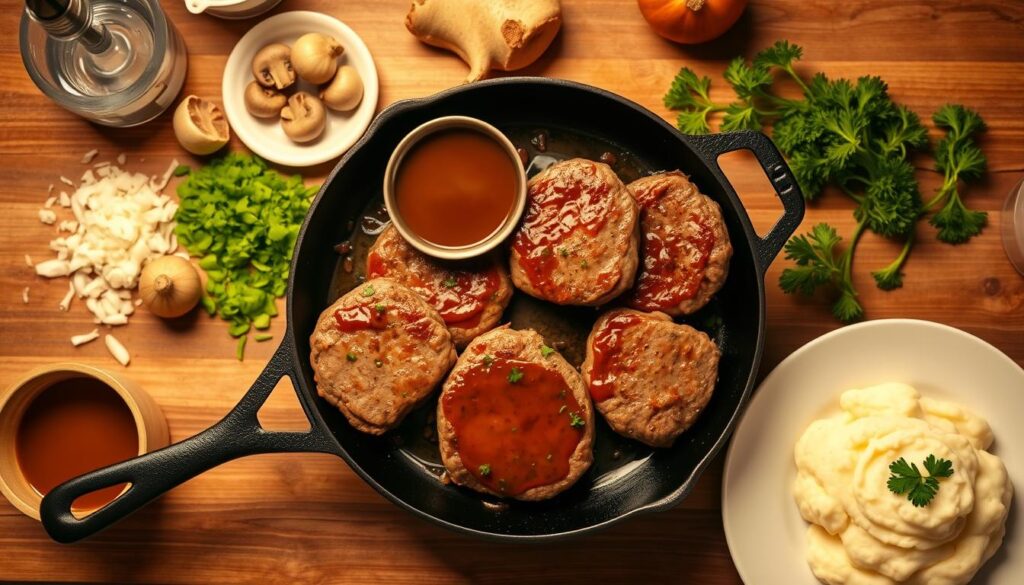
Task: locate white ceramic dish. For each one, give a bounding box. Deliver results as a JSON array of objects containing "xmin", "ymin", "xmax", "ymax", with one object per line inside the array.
[
  {"xmin": 186, "ymin": 0, "xmax": 281, "ymax": 20},
  {"xmin": 723, "ymin": 319, "xmax": 1023, "ymax": 584},
  {"xmin": 222, "ymin": 11, "xmax": 379, "ymax": 167}
]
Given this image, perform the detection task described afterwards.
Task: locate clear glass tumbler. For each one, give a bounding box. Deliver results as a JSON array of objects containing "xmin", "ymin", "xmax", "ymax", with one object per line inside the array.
[
  {"xmin": 20, "ymin": 0, "xmax": 187, "ymax": 127},
  {"xmin": 1002, "ymin": 178, "xmax": 1024, "ymax": 275}
]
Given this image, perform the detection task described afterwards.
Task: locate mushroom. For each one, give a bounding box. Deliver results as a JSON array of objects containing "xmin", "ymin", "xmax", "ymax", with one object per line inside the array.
[
  {"xmin": 252, "ymin": 43, "xmax": 296, "ymax": 90},
  {"xmin": 320, "ymin": 65, "xmax": 364, "ymax": 112},
  {"xmin": 280, "ymin": 92, "xmax": 326, "ymax": 143},
  {"xmin": 172, "ymin": 95, "xmax": 230, "ymax": 155},
  {"xmin": 244, "ymin": 81, "xmax": 287, "ymax": 118}
]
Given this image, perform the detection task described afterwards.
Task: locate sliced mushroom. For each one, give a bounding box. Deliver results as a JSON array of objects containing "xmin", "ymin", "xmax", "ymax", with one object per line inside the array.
[
  {"xmin": 244, "ymin": 81, "xmax": 287, "ymax": 118},
  {"xmin": 280, "ymin": 92, "xmax": 326, "ymax": 143},
  {"xmin": 320, "ymin": 65, "xmax": 364, "ymax": 112},
  {"xmin": 173, "ymin": 95, "xmax": 230, "ymax": 155},
  {"xmin": 252, "ymin": 43, "xmax": 295, "ymax": 90}
]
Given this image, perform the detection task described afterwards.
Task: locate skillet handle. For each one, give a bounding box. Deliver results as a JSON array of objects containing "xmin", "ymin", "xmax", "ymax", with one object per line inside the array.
[
  {"xmin": 686, "ymin": 131, "xmax": 805, "ymax": 273},
  {"xmin": 40, "ymin": 336, "xmax": 335, "ymax": 544}
]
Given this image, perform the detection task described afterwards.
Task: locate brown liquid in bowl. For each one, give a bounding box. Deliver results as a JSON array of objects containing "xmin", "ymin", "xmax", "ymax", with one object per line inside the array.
[
  {"xmin": 395, "ymin": 128, "xmax": 517, "ymax": 247},
  {"xmin": 16, "ymin": 377, "xmax": 138, "ymax": 510}
]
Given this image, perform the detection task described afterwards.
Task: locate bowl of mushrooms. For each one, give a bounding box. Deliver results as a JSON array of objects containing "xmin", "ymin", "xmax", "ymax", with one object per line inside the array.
[{"xmin": 221, "ymin": 11, "xmax": 379, "ymax": 167}]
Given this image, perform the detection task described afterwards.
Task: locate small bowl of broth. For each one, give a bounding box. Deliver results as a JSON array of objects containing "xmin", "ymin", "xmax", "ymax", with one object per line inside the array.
[
  {"xmin": 0, "ymin": 363, "xmax": 169, "ymax": 520},
  {"xmin": 383, "ymin": 116, "xmax": 527, "ymax": 260}
]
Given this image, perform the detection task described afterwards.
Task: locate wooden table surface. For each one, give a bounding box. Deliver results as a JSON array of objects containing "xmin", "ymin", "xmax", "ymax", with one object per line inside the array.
[{"xmin": 2, "ymin": 1, "xmax": 1022, "ymax": 583}]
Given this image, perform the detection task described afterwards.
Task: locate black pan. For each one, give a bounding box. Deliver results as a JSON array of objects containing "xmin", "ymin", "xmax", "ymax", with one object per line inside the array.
[{"xmin": 40, "ymin": 78, "xmax": 804, "ymax": 543}]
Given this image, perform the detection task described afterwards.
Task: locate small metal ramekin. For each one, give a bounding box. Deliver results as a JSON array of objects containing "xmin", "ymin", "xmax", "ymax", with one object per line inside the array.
[{"xmin": 383, "ymin": 116, "xmax": 527, "ymax": 261}]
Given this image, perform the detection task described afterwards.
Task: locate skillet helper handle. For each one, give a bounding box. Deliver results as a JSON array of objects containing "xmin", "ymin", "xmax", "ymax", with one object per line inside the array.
[
  {"xmin": 687, "ymin": 131, "xmax": 805, "ymax": 272},
  {"xmin": 40, "ymin": 337, "xmax": 334, "ymax": 544}
]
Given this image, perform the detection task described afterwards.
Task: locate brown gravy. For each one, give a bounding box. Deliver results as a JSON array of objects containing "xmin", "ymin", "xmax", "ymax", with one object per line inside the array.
[
  {"xmin": 395, "ymin": 128, "xmax": 517, "ymax": 247},
  {"xmin": 16, "ymin": 377, "xmax": 138, "ymax": 510}
]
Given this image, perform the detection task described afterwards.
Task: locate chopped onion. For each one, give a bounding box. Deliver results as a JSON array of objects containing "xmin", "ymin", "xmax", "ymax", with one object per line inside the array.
[{"xmin": 104, "ymin": 334, "xmax": 130, "ymax": 366}]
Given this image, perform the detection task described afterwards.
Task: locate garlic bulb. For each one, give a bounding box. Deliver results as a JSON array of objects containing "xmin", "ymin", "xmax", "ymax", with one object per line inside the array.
[
  {"xmin": 139, "ymin": 256, "xmax": 202, "ymax": 318},
  {"xmin": 291, "ymin": 33, "xmax": 344, "ymax": 84}
]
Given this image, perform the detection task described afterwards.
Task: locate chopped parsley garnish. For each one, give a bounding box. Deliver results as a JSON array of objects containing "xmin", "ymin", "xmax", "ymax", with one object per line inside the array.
[
  {"xmin": 374, "ymin": 303, "xmax": 386, "ymax": 314},
  {"xmin": 540, "ymin": 345, "xmax": 555, "ymax": 357},
  {"xmin": 482, "ymin": 354, "xmax": 494, "ymax": 367},
  {"xmin": 887, "ymin": 455, "xmax": 954, "ymax": 507},
  {"xmin": 557, "ymin": 247, "xmax": 569, "ymax": 257},
  {"xmin": 478, "ymin": 464, "xmax": 491, "ymax": 477},
  {"xmin": 442, "ymin": 277, "xmax": 457, "ymax": 288},
  {"xmin": 346, "ymin": 352, "xmax": 358, "ymax": 362},
  {"xmin": 374, "ymin": 359, "xmax": 383, "ymax": 368},
  {"xmin": 507, "ymin": 367, "xmax": 524, "ymax": 384},
  {"xmin": 580, "ymin": 260, "xmax": 589, "ymax": 269},
  {"xmin": 569, "ymin": 412, "xmax": 585, "ymax": 428},
  {"xmin": 361, "ymin": 285, "xmax": 375, "ymax": 297}
]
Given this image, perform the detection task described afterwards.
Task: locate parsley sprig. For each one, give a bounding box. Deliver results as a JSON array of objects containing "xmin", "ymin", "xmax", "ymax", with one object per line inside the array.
[
  {"xmin": 887, "ymin": 455, "xmax": 954, "ymax": 507},
  {"xmin": 665, "ymin": 41, "xmax": 987, "ymax": 322}
]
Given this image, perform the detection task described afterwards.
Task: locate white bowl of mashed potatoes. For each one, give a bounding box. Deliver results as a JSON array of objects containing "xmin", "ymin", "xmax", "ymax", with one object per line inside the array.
[{"xmin": 723, "ymin": 320, "xmax": 1022, "ymax": 584}]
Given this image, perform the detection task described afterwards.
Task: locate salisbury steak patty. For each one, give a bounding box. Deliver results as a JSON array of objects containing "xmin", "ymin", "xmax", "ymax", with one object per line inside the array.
[
  {"xmin": 625, "ymin": 171, "xmax": 732, "ymax": 315},
  {"xmin": 367, "ymin": 224, "xmax": 512, "ymax": 347},
  {"xmin": 437, "ymin": 327, "xmax": 594, "ymax": 500},
  {"xmin": 510, "ymin": 158, "xmax": 639, "ymax": 306},
  {"xmin": 310, "ymin": 278, "xmax": 457, "ymax": 435},
  {"xmin": 581, "ymin": 308, "xmax": 720, "ymax": 448}
]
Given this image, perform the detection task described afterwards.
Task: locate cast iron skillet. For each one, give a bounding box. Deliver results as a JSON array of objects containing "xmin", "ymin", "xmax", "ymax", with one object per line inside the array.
[{"xmin": 40, "ymin": 78, "xmax": 804, "ymax": 544}]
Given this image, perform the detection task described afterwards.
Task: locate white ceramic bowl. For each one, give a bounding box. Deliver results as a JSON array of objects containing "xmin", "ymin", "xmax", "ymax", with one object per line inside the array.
[
  {"xmin": 722, "ymin": 319, "xmax": 1024, "ymax": 584},
  {"xmin": 185, "ymin": 0, "xmax": 282, "ymax": 20},
  {"xmin": 222, "ymin": 11, "xmax": 379, "ymax": 167}
]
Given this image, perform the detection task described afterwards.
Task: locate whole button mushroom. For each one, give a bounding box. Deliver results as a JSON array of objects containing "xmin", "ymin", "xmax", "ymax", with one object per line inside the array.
[
  {"xmin": 252, "ymin": 43, "xmax": 296, "ymax": 90},
  {"xmin": 244, "ymin": 81, "xmax": 287, "ymax": 118},
  {"xmin": 173, "ymin": 95, "xmax": 230, "ymax": 155},
  {"xmin": 280, "ymin": 92, "xmax": 326, "ymax": 143},
  {"xmin": 320, "ymin": 65, "xmax": 364, "ymax": 112}
]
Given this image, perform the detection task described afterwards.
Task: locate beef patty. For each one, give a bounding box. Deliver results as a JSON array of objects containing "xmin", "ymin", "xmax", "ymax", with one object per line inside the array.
[
  {"xmin": 310, "ymin": 278, "xmax": 457, "ymax": 435},
  {"xmin": 437, "ymin": 327, "xmax": 594, "ymax": 501},
  {"xmin": 624, "ymin": 171, "xmax": 732, "ymax": 315},
  {"xmin": 367, "ymin": 224, "xmax": 512, "ymax": 347},
  {"xmin": 581, "ymin": 308, "xmax": 720, "ymax": 448},
  {"xmin": 510, "ymin": 158, "xmax": 639, "ymax": 306}
]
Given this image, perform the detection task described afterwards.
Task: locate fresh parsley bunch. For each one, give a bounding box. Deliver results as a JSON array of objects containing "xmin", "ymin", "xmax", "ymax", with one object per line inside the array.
[{"xmin": 664, "ymin": 41, "xmax": 988, "ymax": 322}]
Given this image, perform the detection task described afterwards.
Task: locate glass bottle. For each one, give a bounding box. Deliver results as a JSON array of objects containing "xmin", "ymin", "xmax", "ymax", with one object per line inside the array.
[{"xmin": 20, "ymin": 0, "xmax": 187, "ymax": 127}]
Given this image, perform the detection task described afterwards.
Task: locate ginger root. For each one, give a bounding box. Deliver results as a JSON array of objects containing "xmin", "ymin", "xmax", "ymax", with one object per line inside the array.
[{"xmin": 406, "ymin": 0, "xmax": 562, "ymax": 82}]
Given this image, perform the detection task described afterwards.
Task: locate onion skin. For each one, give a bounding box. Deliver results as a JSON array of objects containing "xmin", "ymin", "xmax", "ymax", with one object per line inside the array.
[{"xmin": 637, "ymin": 0, "xmax": 748, "ymax": 45}]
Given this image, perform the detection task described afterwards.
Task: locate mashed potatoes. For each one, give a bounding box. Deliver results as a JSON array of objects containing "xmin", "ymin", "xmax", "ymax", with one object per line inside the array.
[{"xmin": 793, "ymin": 383, "xmax": 1012, "ymax": 585}]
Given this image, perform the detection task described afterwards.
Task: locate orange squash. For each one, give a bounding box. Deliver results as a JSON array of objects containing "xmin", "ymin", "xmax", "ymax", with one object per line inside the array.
[{"xmin": 637, "ymin": 0, "xmax": 748, "ymax": 45}]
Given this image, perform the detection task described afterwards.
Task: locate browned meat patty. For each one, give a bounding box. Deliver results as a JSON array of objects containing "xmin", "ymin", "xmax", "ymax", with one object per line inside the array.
[
  {"xmin": 510, "ymin": 158, "xmax": 639, "ymax": 306},
  {"xmin": 310, "ymin": 278, "xmax": 457, "ymax": 435},
  {"xmin": 624, "ymin": 171, "xmax": 732, "ymax": 315},
  {"xmin": 581, "ymin": 308, "xmax": 720, "ymax": 448},
  {"xmin": 437, "ymin": 327, "xmax": 594, "ymax": 501},
  {"xmin": 366, "ymin": 224, "xmax": 513, "ymax": 348}
]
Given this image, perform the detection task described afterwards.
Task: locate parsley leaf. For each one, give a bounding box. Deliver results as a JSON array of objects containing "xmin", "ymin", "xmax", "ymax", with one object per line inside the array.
[
  {"xmin": 779, "ymin": 223, "xmax": 863, "ymax": 322},
  {"xmin": 482, "ymin": 354, "xmax": 494, "ymax": 367},
  {"xmin": 346, "ymin": 352, "xmax": 357, "ymax": 362},
  {"xmin": 568, "ymin": 412, "xmax": 585, "ymax": 428},
  {"xmin": 540, "ymin": 345, "xmax": 555, "ymax": 357},
  {"xmin": 507, "ymin": 368, "xmax": 524, "ymax": 384},
  {"xmin": 478, "ymin": 464, "xmax": 491, "ymax": 477},
  {"xmin": 442, "ymin": 277, "xmax": 457, "ymax": 288},
  {"xmin": 664, "ymin": 68, "xmax": 726, "ymax": 134},
  {"xmin": 927, "ymin": 104, "xmax": 988, "ymax": 244},
  {"xmin": 361, "ymin": 285, "xmax": 375, "ymax": 297},
  {"xmin": 887, "ymin": 455, "xmax": 954, "ymax": 507}
]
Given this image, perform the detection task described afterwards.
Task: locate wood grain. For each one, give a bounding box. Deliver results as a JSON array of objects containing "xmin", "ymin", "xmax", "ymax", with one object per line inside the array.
[{"xmin": 1, "ymin": 1, "xmax": 1022, "ymax": 583}]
